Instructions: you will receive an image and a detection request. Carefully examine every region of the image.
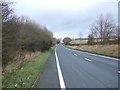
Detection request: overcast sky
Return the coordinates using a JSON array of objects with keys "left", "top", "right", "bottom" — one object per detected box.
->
[{"left": 13, "top": 0, "right": 119, "bottom": 39}]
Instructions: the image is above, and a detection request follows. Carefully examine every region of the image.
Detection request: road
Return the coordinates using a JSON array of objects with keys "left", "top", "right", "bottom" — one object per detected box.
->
[{"left": 36, "top": 44, "right": 119, "bottom": 88}]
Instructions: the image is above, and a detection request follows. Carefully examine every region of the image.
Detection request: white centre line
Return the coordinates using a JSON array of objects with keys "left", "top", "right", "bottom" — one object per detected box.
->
[
  {"left": 55, "top": 47, "right": 66, "bottom": 89},
  {"left": 84, "top": 58, "right": 92, "bottom": 62},
  {"left": 117, "top": 71, "right": 120, "bottom": 74},
  {"left": 74, "top": 54, "right": 77, "bottom": 56}
]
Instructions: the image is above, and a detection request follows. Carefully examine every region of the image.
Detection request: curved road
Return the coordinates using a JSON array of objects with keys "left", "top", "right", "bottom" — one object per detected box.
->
[{"left": 36, "top": 44, "right": 119, "bottom": 88}]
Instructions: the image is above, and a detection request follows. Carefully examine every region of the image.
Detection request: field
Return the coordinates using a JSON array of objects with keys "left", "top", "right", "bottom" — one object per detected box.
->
[
  {"left": 70, "top": 40, "right": 88, "bottom": 44},
  {"left": 66, "top": 44, "right": 119, "bottom": 58},
  {"left": 2, "top": 47, "right": 55, "bottom": 88}
]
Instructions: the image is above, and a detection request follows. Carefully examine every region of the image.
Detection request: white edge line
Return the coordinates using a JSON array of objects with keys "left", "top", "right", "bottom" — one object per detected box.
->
[
  {"left": 65, "top": 47, "right": 119, "bottom": 61},
  {"left": 80, "top": 51, "right": 119, "bottom": 61},
  {"left": 55, "top": 47, "right": 66, "bottom": 88},
  {"left": 84, "top": 58, "right": 92, "bottom": 62}
]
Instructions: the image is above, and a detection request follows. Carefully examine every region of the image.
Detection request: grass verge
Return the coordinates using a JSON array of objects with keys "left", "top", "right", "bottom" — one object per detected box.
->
[
  {"left": 2, "top": 47, "right": 55, "bottom": 88},
  {"left": 65, "top": 44, "right": 119, "bottom": 58},
  {"left": 70, "top": 40, "right": 87, "bottom": 44}
]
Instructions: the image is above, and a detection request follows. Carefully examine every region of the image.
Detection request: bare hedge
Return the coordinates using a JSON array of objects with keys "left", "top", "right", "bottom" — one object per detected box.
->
[{"left": 2, "top": 16, "right": 54, "bottom": 66}]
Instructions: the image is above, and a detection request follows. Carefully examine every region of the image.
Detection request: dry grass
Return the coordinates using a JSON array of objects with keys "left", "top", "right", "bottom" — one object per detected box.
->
[
  {"left": 2, "top": 48, "right": 54, "bottom": 88},
  {"left": 66, "top": 44, "right": 119, "bottom": 58},
  {"left": 4, "top": 51, "right": 41, "bottom": 73},
  {"left": 70, "top": 40, "right": 88, "bottom": 44}
]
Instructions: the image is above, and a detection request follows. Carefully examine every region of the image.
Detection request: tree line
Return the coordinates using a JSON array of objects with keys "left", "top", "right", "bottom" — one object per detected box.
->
[
  {"left": 63, "top": 13, "right": 119, "bottom": 45},
  {"left": 88, "top": 13, "right": 119, "bottom": 45},
  {"left": 2, "top": 1, "right": 57, "bottom": 67}
]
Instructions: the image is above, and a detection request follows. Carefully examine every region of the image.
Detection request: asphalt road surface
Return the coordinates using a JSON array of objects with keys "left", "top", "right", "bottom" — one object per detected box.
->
[{"left": 36, "top": 44, "right": 119, "bottom": 88}]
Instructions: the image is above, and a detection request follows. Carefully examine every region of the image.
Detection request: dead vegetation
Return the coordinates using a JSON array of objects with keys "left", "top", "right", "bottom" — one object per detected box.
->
[
  {"left": 3, "top": 50, "right": 41, "bottom": 72},
  {"left": 67, "top": 44, "right": 119, "bottom": 58},
  {"left": 2, "top": 1, "right": 57, "bottom": 68}
]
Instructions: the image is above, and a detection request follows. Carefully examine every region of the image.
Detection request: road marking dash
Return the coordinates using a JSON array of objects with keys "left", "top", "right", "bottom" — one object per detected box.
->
[
  {"left": 73, "top": 49, "right": 119, "bottom": 61},
  {"left": 117, "top": 71, "right": 120, "bottom": 74},
  {"left": 84, "top": 58, "right": 92, "bottom": 62},
  {"left": 74, "top": 54, "right": 77, "bottom": 56},
  {"left": 55, "top": 47, "right": 66, "bottom": 88}
]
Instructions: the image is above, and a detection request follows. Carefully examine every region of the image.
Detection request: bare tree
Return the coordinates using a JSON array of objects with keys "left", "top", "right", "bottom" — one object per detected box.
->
[
  {"left": 103, "top": 14, "right": 114, "bottom": 42},
  {"left": 90, "top": 13, "right": 116, "bottom": 44},
  {"left": 90, "top": 24, "right": 99, "bottom": 42},
  {"left": 2, "top": 15, "right": 54, "bottom": 66},
  {"left": 2, "top": 0, "right": 14, "bottom": 22}
]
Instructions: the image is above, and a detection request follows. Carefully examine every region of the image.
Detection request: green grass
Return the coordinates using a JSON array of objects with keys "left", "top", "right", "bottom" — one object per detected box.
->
[
  {"left": 2, "top": 47, "right": 55, "bottom": 88},
  {"left": 70, "top": 40, "right": 87, "bottom": 44}
]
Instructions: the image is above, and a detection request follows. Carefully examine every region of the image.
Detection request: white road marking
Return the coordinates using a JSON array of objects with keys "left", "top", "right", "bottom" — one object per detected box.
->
[
  {"left": 55, "top": 47, "right": 66, "bottom": 88},
  {"left": 84, "top": 58, "right": 92, "bottom": 62},
  {"left": 74, "top": 54, "right": 77, "bottom": 56},
  {"left": 65, "top": 46, "right": 119, "bottom": 61},
  {"left": 117, "top": 71, "right": 120, "bottom": 74}
]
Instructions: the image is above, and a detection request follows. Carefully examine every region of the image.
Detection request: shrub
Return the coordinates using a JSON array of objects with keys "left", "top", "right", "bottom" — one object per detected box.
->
[{"left": 2, "top": 16, "right": 54, "bottom": 66}]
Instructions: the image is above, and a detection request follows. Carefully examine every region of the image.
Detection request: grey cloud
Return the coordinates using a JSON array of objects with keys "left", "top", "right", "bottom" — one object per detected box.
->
[{"left": 14, "top": 1, "right": 118, "bottom": 39}]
